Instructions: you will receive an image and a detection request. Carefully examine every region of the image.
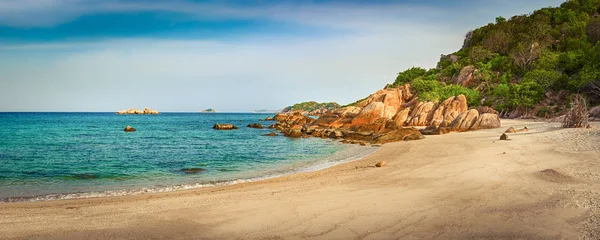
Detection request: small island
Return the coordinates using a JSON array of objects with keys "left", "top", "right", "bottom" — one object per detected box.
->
[
  {"left": 116, "top": 107, "right": 159, "bottom": 115},
  {"left": 201, "top": 108, "right": 216, "bottom": 113}
]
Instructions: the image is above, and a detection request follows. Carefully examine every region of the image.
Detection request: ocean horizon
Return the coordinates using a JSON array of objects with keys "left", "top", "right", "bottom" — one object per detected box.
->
[{"left": 0, "top": 112, "right": 376, "bottom": 202}]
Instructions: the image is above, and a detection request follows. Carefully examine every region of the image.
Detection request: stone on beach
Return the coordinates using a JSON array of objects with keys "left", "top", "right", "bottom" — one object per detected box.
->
[
  {"left": 375, "top": 161, "right": 386, "bottom": 167},
  {"left": 500, "top": 133, "right": 510, "bottom": 140}
]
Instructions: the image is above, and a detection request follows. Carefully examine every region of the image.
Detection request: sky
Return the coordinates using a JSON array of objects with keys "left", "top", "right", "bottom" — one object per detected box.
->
[{"left": 0, "top": 0, "right": 565, "bottom": 112}]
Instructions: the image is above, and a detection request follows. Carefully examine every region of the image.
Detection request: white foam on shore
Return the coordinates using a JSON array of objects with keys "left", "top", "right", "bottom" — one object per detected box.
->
[{"left": 0, "top": 144, "right": 379, "bottom": 203}]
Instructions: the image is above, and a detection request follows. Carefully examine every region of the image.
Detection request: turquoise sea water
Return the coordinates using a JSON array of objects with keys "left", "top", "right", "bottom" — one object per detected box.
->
[{"left": 0, "top": 113, "right": 376, "bottom": 202}]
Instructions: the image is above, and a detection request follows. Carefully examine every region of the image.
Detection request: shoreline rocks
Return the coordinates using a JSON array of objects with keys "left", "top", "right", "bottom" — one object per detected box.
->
[
  {"left": 247, "top": 123, "right": 264, "bottom": 129},
  {"left": 116, "top": 108, "right": 159, "bottom": 115},
  {"left": 213, "top": 124, "right": 238, "bottom": 130}
]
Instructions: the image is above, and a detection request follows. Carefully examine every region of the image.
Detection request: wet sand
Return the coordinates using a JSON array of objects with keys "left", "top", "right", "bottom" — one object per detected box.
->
[{"left": 1, "top": 119, "right": 599, "bottom": 240}]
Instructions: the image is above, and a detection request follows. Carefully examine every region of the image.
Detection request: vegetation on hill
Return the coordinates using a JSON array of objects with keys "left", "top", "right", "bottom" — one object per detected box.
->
[
  {"left": 282, "top": 101, "right": 340, "bottom": 113},
  {"left": 388, "top": 0, "right": 600, "bottom": 116}
]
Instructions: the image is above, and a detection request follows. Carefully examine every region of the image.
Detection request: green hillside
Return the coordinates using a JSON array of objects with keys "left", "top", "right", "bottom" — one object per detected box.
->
[
  {"left": 388, "top": 0, "right": 600, "bottom": 116},
  {"left": 282, "top": 101, "right": 340, "bottom": 113}
]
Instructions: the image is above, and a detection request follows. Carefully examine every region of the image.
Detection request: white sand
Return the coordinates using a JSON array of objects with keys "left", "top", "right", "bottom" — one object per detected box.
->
[{"left": 1, "top": 119, "right": 599, "bottom": 240}]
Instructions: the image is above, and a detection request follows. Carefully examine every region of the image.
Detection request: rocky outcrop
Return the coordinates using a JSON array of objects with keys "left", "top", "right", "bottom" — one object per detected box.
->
[
  {"left": 452, "top": 65, "right": 479, "bottom": 87},
  {"left": 263, "top": 132, "right": 278, "bottom": 136},
  {"left": 273, "top": 83, "right": 500, "bottom": 144},
  {"left": 213, "top": 124, "right": 238, "bottom": 130},
  {"left": 116, "top": 107, "right": 159, "bottom": 115},
  {"left": 247, "top": 123, "right": 264, "bottom": 129},
  {"left": 124, "top": 126, "right": 136, "bottom": 132}
]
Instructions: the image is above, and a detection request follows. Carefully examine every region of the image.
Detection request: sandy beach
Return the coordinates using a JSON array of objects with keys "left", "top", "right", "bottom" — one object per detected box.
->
[{"left": 1, "top": 119, "right": 599, "bottom": 240}]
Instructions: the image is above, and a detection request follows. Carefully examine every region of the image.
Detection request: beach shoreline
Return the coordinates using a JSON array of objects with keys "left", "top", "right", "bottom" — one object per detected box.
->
[{"left": 1, "top": 119, "right": 599, "bottom": 239}]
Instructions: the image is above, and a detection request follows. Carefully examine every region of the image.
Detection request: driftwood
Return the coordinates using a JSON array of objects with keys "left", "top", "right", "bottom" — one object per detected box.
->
[{"left": 562, "top": 94, "right": 589, "bottom": 128}]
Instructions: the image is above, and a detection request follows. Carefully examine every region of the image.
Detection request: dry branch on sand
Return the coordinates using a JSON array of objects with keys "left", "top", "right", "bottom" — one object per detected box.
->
[{"left": 562, "top": 94, "right": 589, "bottom": 128}]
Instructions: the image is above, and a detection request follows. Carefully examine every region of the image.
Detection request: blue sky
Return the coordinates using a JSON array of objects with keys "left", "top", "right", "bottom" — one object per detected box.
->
[{"left": 0, "top": 0, "right": 564, "bottom": 112}]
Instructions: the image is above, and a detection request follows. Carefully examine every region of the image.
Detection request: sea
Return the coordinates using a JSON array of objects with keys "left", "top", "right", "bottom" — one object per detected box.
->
[{"left": 0, "top": 112, "right": 377, "bottom": 202}]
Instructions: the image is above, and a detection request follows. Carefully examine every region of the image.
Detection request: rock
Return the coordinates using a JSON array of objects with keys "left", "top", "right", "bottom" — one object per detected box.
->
[
  {"left": 452, "top": 65, "right": 479, "bottom": 87},
  {"left": 448, "top": 109, "right": 479, "bottom": 132},
  {"left": 263, "top": 132, "right": 278, "bottom": 136},
  {"left": 247, "top": 123, "right": 264, "bottom": 129},
  {"left": 471, "top": 113, "right": 501, "bottom": 130},
  {"left": 392, "top": 108, "right": 411, "bottom": 127},
  {"left": 213, "top": 124, "right": 238, "bottom": 130},
  {"left": 328, "top": 130, "right": 344, "bottom": 138},
  {"left": 359, "top": 141, "right": 367, "bottom": 146},
  {"left": 265, "top": 116, "right": 275, "bottom": 121},
  {"left": 124, "top": 126, "right": 136, "bottom": 132},
  {"left": 283, "top": 128, "right": 303, "bottom": 138},
  {"left": 500, "top": 133, "right": 510, "bottom": 140},
  {"left": 505, "top": 126, "right": 528, "bottom": 133},
  {"left": 351, "top": 102, "right": 385, "bottom": 125},
  {"left": 333, "top": 106, "right": 362, "bottom": 118},
  {"left": 267, "top": 124, "right": 276, "bottom": 129},
  {"left": 116, "top": 108, "right": 159, "bottom": 115},
  {"left": 430, "top": 95, "right": 468, "bottom": 127},
  {"left": 589, "top": 106, "right": 600, "bottom": 117},
  {"left": 405, "top": 101, "right": 437, "bottom": 126},
  {"left": 258, "top": 119, "right": 264, "bottom": 121},
  {"left": 419, "top": 125, "right": 441, "bottom": 135},
  {"left": 373, "top": 128, "right": 424, "bottom": 144},
  {"left": 476, "top": 106, "right": 499, "bottom": 115},
  {"left": 181, "top": 168, "right": 205, "bottom": 174},
  {"left": 375, "top": 161, "right": 386, "bottom": 167}
]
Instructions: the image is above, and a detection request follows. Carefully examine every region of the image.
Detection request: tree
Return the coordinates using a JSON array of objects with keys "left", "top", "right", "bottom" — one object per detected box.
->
[
  {"left": 522, "top": 69, "right": 562, "bottom": 90},
  {"left": 392, "top": 67, "right": 428, "bottom": 87},
  {"left": 587, "top": 16, "right": 600, "bottom": 43},
  {"left": 511, "top": 42, "right": 541, "bottom": 70}
]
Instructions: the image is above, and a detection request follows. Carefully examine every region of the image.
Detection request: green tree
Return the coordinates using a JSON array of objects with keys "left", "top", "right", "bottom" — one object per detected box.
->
[{"left": 392, "top": 67, "right": 428, "bottom": 87}]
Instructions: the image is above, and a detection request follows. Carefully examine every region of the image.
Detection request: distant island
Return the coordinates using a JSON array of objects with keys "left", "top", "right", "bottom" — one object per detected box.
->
[
  {"left": 281, "top": 101, "right": 340, "bottom": 116},
  {"left": 201, "top": 108, "right": 216, "bottom": 113},
  {"left": 116, "top": 107, "right": 159, "bottom": 115}
]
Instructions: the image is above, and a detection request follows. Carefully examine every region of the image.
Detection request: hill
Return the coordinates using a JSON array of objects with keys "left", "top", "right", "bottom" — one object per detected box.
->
[
  {"left": 382, "top": 0, "right": 600, "bottom": 118},
  {"left": 282, "top": 101, "right": 340, "bottom": 115}
]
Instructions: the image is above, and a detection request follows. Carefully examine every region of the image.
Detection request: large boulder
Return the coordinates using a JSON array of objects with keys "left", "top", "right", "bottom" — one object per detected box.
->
[
  {"left": 452, "top": 65, "right": 479, "bottom": 87},
  {"left": 213, "top": 124, "right": 238, "bottom": 130},
  {"left": 373, "top": 128, "right": 424, "bottom": 144},
  {"left": 430, "top": 95, "right": 468, "bottom": 126},
  {"left": 333, "top": 106, "right": 362, "bottom": 118},
  {"left": 351, "top": 102, "right": 385, "bottom": 126},
  {"left": 449, "top": 109, "right": 479, "bottom": 132},
  {"left": 471, "top": 113, "right": 501, "bottom": 130},
  {"left": 405, "top": 101, "right": 437, "bottom": 126},
  {"left": 392, "top": 108, "right": 411, "bottom": 127}
]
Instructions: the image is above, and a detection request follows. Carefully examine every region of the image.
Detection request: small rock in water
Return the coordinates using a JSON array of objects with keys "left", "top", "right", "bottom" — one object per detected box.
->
[
  {"left": 181, "top": 168, "right": 206, "bottom": 174},
  {"left": 124, "top": 126, "right": 136, "bottom": 132},
  {"left": 73, "top": 174, "right": 98, "bottom": 179},
  {"left": 375, "top": 161, "right": 386, "bottom": 168},
  {"left": 263, "top": 132, "right": 278, "bottom": 137},
  {"left": 500, "top": 133, "right": 510, "bottom": 140}
]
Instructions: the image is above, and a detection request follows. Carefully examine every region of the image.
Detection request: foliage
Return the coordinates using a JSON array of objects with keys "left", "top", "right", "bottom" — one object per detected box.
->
[
  {"left": 283, "top": 101, "right": 340, "bottom": 112},
  {"left": 410, "top": 78, "right": 481, "bottom": 106},
  {"left": 391, "top": 67, "right": 428, "bottom": 87}
]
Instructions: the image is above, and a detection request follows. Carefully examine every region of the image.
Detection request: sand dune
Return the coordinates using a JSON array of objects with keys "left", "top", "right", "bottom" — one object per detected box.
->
[{"left": 1, "top": 119, "right": 599, "bottom": 240}]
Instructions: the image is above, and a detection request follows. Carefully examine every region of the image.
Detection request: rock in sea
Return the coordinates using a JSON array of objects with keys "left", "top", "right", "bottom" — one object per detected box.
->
[
  {"left": 124, "top": 126, "right": 136, "bottom": 132},
  {"left": 181, "top": 168, "right": 206, "bottom": 174},
  {"left": 213, "top": 124, "right": 238, "bottom": 130}
]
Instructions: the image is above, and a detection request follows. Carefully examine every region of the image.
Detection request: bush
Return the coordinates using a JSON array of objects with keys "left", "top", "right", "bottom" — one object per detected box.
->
[
  {"left": 522, "top": 69, "right": 562, "bottom": 90},
  {"left": 508, "top": 81, "right": 545, "bottom": 108},
  {"left": 411, "top": 78, "right": 481, "bottom": 106},
  {"left": 392, "top": 67, "right": 428, "bottom": 87}
]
